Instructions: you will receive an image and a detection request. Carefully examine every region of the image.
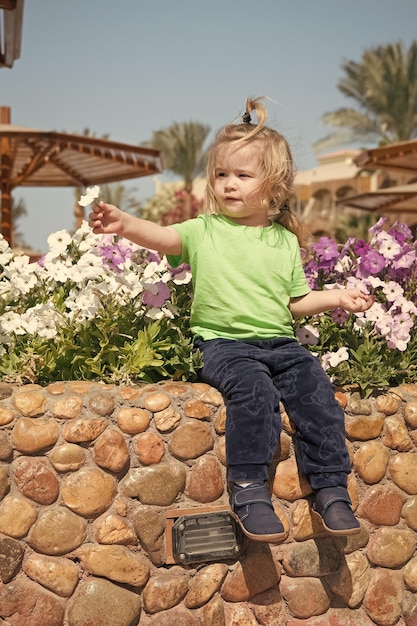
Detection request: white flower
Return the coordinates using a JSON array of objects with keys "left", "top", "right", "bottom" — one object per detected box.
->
[
  {"left": 0, "top": 311, "right": 28, "bottom": 335},
  {"left": 74, "top": 221, "right": 102, "bottom": 252},
  {"left": 78, "top": 186, "right": 100, "bottom": 207},
  {"left": 74, "top": 253, "right": 104, "bottom": 281},
  {"left": 0, "top": 249, "right": 14, "bottom": 266},
  {"left": 10, "top": 270, "right": 38, "bottom": 295},
  {"left": 42, "top": 253, "right": 74, "bottom": 283},
  {"left": 47, "top": 229, "right": 72, "bottom": 254},
  {"left": 22, "top": 304, "right": 58, "bottom": 339},
  {"left": 6, "top": 254, "right": 31, "bottom": 272},
  {"left": 144, "top": 306, "right": 176, "bottom": 320},
  {"left": 0, "top": 235, "right": 10, "bottom": 253},
  {"left": 374, "top": 232, "right": 402, "bottom": 259},
  {"left": 382, "top": 281, "right": 404, "bottom": 302},
  {"left": 0, "top": 280, "right": 18, "bottom": 299},
  {"left": 142, "top": 262, "right": 162, "bottom": 280},
  {"left": 321, "top": 347, "right": 349, "bottom": 371},
  {"left": 65, "top": 289, "right": 101, "bottom": 321},
  {"left": 334, "top": 256, "right": 353, "bottom": 273},
  {"left": 367, "top": 276, "right": 384, "bottom": 289},
  {"left": 171, "top": 267, "right": 192, "bottom": 285},
  {"left": 3, "top": 256, "right": 39, "bottom": 295}
]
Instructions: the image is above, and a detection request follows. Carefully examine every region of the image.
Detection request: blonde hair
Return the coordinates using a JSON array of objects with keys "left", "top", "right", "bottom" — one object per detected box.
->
[{"left": 204, "top": 96, "right": 310, "bottom": 249}]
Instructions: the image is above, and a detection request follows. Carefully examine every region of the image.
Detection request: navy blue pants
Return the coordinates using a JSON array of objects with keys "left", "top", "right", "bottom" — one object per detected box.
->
[{"left": 195, "top": 337, "right": 350, "bottom": 490}]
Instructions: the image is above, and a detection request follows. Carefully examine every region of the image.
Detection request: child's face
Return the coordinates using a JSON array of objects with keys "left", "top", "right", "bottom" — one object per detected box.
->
[{"left": 213, "top": 142, "right": 269, "bottom": 226}]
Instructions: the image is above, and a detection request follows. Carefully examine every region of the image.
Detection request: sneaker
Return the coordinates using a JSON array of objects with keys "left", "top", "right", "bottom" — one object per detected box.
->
[
  {"left": 313, "top": 486, "right": 361, "bottom": 536},
  {"left": 230, "top": 482, "right": 287, "bottom": 543}
]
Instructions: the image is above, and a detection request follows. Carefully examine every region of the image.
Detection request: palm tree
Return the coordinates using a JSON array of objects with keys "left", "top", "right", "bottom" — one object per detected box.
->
[
  {"left": 147, "top": 121, "right": 210, "bottom": 193},
  {"left": 145, "top": 121, "right": 210, "bottom": 221},
  {"left": 314, "top": 41, "right": 417, "bottom": 153}
]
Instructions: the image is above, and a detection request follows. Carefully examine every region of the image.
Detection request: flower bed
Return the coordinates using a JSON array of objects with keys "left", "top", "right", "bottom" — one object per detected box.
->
[
  {"left": 296, "top": 218, "right": 417, "bottom": 397},
  {"left": 1, "top": 217, "right": 417, "bottom": 398},
  {"left": 0, "top": 223, "right": 201, "bottom": 385}
]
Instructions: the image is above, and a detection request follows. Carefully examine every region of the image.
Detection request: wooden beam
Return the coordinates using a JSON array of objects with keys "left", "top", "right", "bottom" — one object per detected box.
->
[
  {"left": 0, "top": 1, "right": 17, "bottom": 9},
  {"left": 1, "top": 0, "right": 23, "bottom": 68}
]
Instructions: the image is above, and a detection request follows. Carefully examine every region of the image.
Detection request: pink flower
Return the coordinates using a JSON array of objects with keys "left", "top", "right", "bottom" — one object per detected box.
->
[
  {"left": 332, "top": 307, "right": 350, "bottom": 325},
  {"left": 296, "top": 324, "right": 319, "bottom": 345},
  {"left": 142, "top": 281, "right": 170, "bottom": 308}
]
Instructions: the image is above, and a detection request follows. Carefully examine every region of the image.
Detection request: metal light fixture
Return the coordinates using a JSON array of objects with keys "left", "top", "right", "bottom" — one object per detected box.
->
[{"left": 166, "top": 507, "right": 241, "bottom": 565}]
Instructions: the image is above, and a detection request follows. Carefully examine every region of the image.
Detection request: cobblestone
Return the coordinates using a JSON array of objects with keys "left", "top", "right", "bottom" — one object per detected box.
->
[{"left": 0, "top": 381, "right": 416, "bottom": 624}]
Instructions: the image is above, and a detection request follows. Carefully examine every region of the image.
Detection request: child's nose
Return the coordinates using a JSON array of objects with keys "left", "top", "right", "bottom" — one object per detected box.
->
[{"left": 224, "top": 176, "right": 236, "bottom": 190}]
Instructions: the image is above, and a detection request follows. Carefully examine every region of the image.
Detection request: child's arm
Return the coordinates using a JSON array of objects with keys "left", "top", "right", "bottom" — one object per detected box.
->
[
  {"left": 89, "top": 201, "right": 182, "bottom": 256},
  {"left": 289, "top": 289, "right": 374, "bottom": 318}
]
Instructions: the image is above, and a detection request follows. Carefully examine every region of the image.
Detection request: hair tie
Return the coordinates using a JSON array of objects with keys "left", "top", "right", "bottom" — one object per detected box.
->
[
  {"left": 242, "top": 112, "right": 251, "bottom": 124},
  {"left": 280, "top": 201, "right": 291, "bottom": 212}
]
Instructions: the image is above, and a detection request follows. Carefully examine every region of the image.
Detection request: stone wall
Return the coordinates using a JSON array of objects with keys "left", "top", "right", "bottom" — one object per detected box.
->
[{"left": 0, "top": 380, "right": 417, "bottom": 625}]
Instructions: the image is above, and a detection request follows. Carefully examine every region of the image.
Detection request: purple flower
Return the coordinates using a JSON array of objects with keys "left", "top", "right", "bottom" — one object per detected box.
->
[
  {"left": 169, "top": 263, "right": 190, "bottom": 276},
  {"left": 314, "top": 237, "right": 339, "bottom": 262},
  {"left": 332, "top": 307, "right": 350, "bottom": 325},
  {"left": 146, "top": 251, "right": 162, "bottom": 263},
  {"left": 392, "top": 247, "right": 416, "bottom": 270},
  {"left": 368, "top": 217, "right": 388, "bottom": 235},
  {"left": 98, "top": 237, "right": 133, "bottom": 272},
  {"left": 142, "top": 281, "right": 171, "bottom": 308},
  {"left": 353, "top": 240, "right": 369, "bottom": 257},
  {"left": 296, "top": 324, "right": 319, "bottom": 345},
  {"left": 388, "top": 221, "right": 413, "bottom": 245},
  {"left": 339, "top": 237, "right": 355, "bottom": 259},
  {"left": 357, "top": 249, "right": 386, "bottom": 278}
]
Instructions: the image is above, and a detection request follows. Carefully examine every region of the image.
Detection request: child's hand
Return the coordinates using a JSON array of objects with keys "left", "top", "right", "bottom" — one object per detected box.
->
[
  {"left": 338, "top": 289, "right": 375, "bottom": 313},
  {"left": 88, "top": 201, "right": 124, "bottom": 235}
]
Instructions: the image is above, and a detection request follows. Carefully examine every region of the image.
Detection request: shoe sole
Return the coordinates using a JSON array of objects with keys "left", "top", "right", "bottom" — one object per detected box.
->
[
  {"left": 313, "top": 510, "right": 362, "bottom": 536},
  {"left": 230, "top": 510, "right": 287, "bottom": 544}
]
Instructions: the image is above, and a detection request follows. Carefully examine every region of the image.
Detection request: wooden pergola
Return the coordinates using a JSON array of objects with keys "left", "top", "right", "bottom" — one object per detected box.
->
[
  {"left": 0, "top": 106, "right": 163, "bottom": 246},
  {"left": 354, "top": 140, "right": 417, "bottom": 175},
  {"left": 338, "top": 141, "right": 417, "bottom": 214},
  {"left": 337, "top": 183, "right": 417, "bottom": 213}
]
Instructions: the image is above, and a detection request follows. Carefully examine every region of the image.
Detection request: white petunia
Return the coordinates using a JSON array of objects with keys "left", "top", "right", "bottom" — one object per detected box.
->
[
  {"left": 0, "top": 249, "right": 14, "bottom": 266},
  {"left": 11, "top": 270, "right": 38, "bottom": 295},
  {"left": 65, "top": 289, "right": 101, "bottom": 321},
  {"left": 171, "top": 268, "right": 192, "bottom": 285},
  {"left": 74, "top": 253, "right": 104, "bottom": 281},
  {"left": 145, "top": 306, "right": 175, "bottom": 320},
  {"left": 321, "top": 347, "right": 349, "bottom": 371},
  {"left": 0, "top": 311, "right": 28, "bottom": 335},
  {"left": 78, "top": 186, "right": 100, "bottom": 207},
  {"left": 6, "top": 254, "right": 31, "bottom": 273},
  {"left": 47, "top": 229, "right": 72, "bottom": 254},
  {"left": 42, "top": 253, "right": 74, "bottom": 283},
  {"left": 74, "top": 221, "right": 102, "bottom": 251},
  {"left": 142, "top": 262, "right": 162, "bottom": 280},
  {"left": 0, "top": 235, "right": 10, "bottom": 253},
  {"left": 22, "top": 304, "right": 58, "bottom": 339}
]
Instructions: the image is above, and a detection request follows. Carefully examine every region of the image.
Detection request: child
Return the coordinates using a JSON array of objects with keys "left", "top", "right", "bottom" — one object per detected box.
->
[{"left": 89, "top": 96, "right": 374, "bottom": 544}]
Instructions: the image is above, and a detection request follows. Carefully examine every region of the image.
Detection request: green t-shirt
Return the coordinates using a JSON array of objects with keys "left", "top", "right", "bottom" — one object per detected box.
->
[{"left": 167, "top": 214, "right": 310, "bottom": 341}]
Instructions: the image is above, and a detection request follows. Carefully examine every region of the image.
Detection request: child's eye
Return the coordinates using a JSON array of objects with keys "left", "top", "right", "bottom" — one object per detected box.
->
[{"left": 216, "top": 172, "right": 226, "bottom": 178}]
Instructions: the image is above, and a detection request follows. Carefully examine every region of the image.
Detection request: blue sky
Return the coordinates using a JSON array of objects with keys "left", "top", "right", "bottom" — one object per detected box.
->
[{"left": 2, "top": 0, "right": 417, "bottom": 251}]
